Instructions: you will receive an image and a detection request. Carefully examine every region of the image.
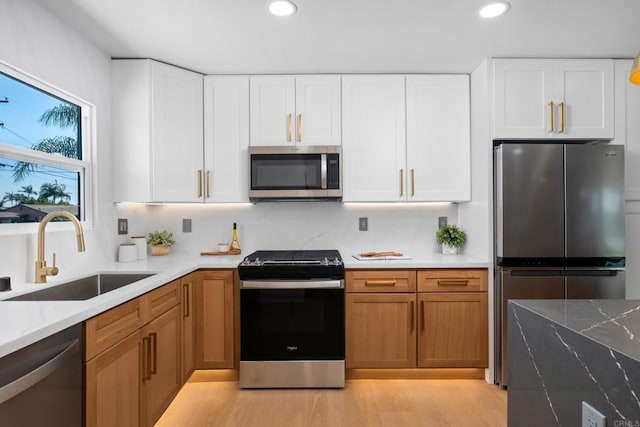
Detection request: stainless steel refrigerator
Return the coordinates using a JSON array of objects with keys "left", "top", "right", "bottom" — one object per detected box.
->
[{"left": 494, "top": 142, "right": 625, "bottom": 388}]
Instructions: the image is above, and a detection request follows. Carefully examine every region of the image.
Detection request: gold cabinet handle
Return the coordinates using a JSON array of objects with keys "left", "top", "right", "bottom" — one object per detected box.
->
[
  {"left": 142, "top": 335, "right": 151, "bottom": 381},
  {"left": 559, "top": 102, "right": 565, "bottom": 133},
  {"left": 364, "top": 279, "right": 397, "bottom": 286},
  {"left": 548, "top": 101, "right": 554, "bottom": 133},
  {"left": 410, "top": 169, "right": 415, "bottom": 197},
  {"left": 149, "top": 333, "right": 157, "bottom": 375},
  {"left": 409, "top": 300, "right": 415, "bottom": 332},
  {"left": 297, "top": 114, "right": 302, "bottom": 142},
  {"left": 197, "top": 170, "right": 203, "bottom": 198},
  {"left": 183, "top": 284, "right": 190, "bottom": 318},
  {"left": 437, "top": 279, "right": 469, "bottom": 286},
  {"left": 206, "top": 170, "right": 211, "bottom": 198},
  {"left": 400, "top": 169, "right": 404, "bottom": 197},
  {"left": 287, "top": 114, "right": 292, "bottom": 142},
  {"left": 420, "top": 300, "right": 425, "bottom": 332}
]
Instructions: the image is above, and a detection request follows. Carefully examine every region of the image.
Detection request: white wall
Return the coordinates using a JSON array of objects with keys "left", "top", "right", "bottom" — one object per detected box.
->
[{"left": 0, "top": 0, "right": 116, "bottom": 284}]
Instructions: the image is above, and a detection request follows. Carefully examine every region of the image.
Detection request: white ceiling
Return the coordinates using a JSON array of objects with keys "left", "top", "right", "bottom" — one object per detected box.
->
[{"left": 37, "top": 0, "right": 640, "bottom": 74}]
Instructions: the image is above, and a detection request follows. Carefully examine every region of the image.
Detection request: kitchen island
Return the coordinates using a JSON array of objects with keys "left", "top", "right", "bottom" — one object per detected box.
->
[{"left": 508, "top": 299, "right": 640, "bottom": 426}]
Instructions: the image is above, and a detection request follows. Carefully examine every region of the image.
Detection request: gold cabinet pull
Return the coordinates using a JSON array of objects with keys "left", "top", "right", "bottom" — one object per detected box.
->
[
  {"left": 142, "top": 336, "right": 151, "bottom": 381},
  {"left": 206, "top": 170, "right": 211, "bottom": 198},
  {"left": 197, "top": 170, "right": 202, "bottom": 198},
  {"left": 409, "top": 301, "right": 415, "bottom": 332},
  {"left": 400, "top": 169, "right": 404, "bottom": 197},
  {"left": 410, "top": 169, "right": 415, "bottom": 197},
  {"left": 364, "top": 279, "right": 397, "bottom": 286},
  {"left": 287, "top": 114, "right": 292, "bottom": 142},
  {"left": 559, "top": 102, "right": 565, "bottom": 133},
  {"left": 420, "top": 300, "right": 425, "bottom": 332},
  {"left": 437, "top": 279, "right": 469, "bottom": 286},
  {"left": 297, "top": 114, "right": 302, "bottom": 142},
  {"left": 548, "top": 101, "right": 554, "bottom": 133},
  {"left": 149, "top": 332, "right": 157, "bottom": 375},
  {"left": 183, "top": 284, "right": 190, "bottom": 318}
]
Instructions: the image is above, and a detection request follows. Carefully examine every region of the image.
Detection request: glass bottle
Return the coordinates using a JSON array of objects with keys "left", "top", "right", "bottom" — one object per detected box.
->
[{"left": 230, "top": 223, "right": 241, "bottom": 251}]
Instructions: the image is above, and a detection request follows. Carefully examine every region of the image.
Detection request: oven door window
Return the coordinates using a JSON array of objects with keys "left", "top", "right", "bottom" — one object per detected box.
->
[
  {"left": 241, "top": 288, "right": 345, "bottom": 361},
  {"left": 251, "top": 154, "right": 322, "bottom": 190}
]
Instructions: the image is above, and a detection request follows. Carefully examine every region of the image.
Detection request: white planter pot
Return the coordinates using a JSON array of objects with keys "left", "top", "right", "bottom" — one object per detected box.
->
[{"left": 442, "top": 244, "right": 458, "bottom": 255}]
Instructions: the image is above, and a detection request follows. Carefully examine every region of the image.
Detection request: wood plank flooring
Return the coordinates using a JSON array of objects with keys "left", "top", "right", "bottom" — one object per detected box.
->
[{"left": 155, "top": 374, "right": 507, "bottom": 427}]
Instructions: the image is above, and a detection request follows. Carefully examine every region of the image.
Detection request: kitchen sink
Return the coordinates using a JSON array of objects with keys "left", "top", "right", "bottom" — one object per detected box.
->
[{"left": 8, "top": 273, "right": 156, "bottom": 301}]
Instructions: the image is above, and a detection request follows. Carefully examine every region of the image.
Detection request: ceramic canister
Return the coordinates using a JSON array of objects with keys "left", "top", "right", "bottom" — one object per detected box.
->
[
  {"left": 131, "top": 235, "right": 147, "bottom": 260},
  {"left": 118, "top": 243, "right": 137, "bottom": 263}
]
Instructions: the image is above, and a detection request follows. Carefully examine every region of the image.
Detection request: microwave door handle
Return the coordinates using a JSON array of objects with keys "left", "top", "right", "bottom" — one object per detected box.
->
[{"left": 321, "top": 154, "right": 327, "bottom": 189}]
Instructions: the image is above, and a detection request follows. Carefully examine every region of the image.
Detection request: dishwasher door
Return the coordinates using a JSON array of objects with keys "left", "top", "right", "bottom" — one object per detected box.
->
[
  {"left": 495, "top": 268, "right": 565, "bottom": 388},
  {"left": 0, "top": 324, "right": 82, "bottom": 427}
]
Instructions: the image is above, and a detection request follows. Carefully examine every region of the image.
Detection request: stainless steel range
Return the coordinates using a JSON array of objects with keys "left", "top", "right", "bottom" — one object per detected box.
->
[{"left": 238, "top": 250, "right": 345, "bottom": 388}]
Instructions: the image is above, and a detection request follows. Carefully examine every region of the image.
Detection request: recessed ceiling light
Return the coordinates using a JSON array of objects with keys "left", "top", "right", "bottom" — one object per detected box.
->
[
  {"left": 478, "top": 2, "right": 511, "bottom": 18},
  {"left": 267, "top": 0, "right": 297, "bottom": 17}
]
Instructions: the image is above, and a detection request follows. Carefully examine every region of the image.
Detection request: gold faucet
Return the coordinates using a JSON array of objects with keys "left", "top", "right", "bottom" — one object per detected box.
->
[{"left": 35, "top": 211, "right": 86, "bottom": 283}]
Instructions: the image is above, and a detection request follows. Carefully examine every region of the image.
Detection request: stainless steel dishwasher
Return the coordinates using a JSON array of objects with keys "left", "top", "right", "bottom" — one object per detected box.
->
[{"left": 0, "top": 324, "right": 82, "bottom": 426}]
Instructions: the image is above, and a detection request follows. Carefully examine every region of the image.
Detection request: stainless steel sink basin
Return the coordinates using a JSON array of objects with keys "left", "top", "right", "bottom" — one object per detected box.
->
[{"left": 8, "top": 273, "right": 156, "bottom": 301}]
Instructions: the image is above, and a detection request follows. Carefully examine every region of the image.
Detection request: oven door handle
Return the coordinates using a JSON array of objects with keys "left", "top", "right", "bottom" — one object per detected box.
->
[{"left": 241, "top": 280, "right": 344, "bottom": 289}]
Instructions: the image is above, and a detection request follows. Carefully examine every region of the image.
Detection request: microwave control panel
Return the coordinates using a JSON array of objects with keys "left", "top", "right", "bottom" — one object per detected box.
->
[{"left": 327, "top": 154, "right": 340, "bottom": 189}]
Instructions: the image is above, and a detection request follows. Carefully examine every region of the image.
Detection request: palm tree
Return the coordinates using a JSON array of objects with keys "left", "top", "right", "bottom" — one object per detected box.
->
[
  {"left": 19, "top": 185, "right": 37, "bottom": 203},
  {"left": 38, "top": 181, "right": 70, "bottom": 204},
  {"left": 2, "top": 192, "right": 25, "bottom": 206},
  {"left": 12, "top": 102, "right": 80, "bottom": 182}
]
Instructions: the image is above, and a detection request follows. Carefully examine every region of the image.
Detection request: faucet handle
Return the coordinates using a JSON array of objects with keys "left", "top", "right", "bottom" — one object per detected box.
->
[{"left": 47, "top": 252, "right": 59, "bottom": 277}]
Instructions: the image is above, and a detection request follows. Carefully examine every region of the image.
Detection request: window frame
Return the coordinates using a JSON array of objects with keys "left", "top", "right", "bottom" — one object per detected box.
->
[{"left": 0, "top": 61, "right": 95, "bottom": 235}]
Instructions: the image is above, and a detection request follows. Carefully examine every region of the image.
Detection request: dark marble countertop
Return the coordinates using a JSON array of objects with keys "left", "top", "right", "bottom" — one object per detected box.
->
[{"left": 510, "top": 299, "right": 640, "bottom": 364}]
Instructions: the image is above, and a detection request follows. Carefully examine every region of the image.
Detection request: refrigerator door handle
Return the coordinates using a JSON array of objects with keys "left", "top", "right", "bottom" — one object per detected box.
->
[
  {"left": 509, "top": 270, "right": 562, "bottom": 277},
  {"left": 563, "top": 270, "right": 619, "bottom": 277}
]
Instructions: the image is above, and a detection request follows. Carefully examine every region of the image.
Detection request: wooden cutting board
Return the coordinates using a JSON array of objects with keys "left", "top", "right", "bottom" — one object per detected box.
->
[
  {"left": 359, "top": 251, "right": 404, "bottom": 257},
  {"left": 200, "top": 249, "right": 241, "bottom": 256}
]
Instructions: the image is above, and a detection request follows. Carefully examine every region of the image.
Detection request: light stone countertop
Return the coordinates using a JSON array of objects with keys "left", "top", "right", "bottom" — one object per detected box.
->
[{"left": 0, "top": 251, "right": 488, "bottom": 358}]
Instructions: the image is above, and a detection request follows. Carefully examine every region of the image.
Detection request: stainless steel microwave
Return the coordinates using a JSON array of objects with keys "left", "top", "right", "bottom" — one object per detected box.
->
[{"left": 249, "top": 146, "right": 342, "bottom": 200}]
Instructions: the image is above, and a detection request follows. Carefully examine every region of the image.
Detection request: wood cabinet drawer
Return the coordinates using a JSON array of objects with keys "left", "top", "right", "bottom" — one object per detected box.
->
[
  {"left": 147, "top": 279, "right": 180, "bottom": 320},
  {"left": 417, "top": 269, "right": 487, "bottom": 292},
  {"left": 346, "top": 270, "right": 416, "bottom": 293},
  {"left": 85, "top": 297, "right": 146, "bottom": 361}
]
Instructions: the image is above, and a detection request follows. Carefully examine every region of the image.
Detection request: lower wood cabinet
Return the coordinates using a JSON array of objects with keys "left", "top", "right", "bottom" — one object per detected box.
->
[
  {"left": 195, "top": 269, "right": 235, "bottom": 369},
  {"left": 84, "top": 279, "right": 182, "bottom": 427},
  {"left": 346, "top": 293, "right": 416, "bottom": 368},
  {"left": 417, "top": 292, "right": 488, "bottom": 368},
  {"left": 181, "top": 273, "right": 195, "bottom": 380},
  {"left": 345, "top": 268, "right": 488, "bottom": 370}
]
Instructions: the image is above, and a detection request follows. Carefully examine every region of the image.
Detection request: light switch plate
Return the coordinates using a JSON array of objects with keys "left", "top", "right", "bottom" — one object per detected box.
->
[
  {"left": 182, "top": 218, "right": 192, "bottom": 233},
  {"left": 582, "top": 401, "right": 606, "bottom": 427},
  {"left": 359, "top": 217, "right": 368, "bottom": 231},
  {"left": 438, "top": 216, "right": 448, "bottom": 228},
  {"left": 117, "top": 218, "right": 128, "bottom": 235}
]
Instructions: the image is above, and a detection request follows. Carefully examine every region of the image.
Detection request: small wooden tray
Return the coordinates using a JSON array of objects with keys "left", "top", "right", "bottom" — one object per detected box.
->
[
  {"left": 200, "top": 249, "right": 241, "bottom": 256},
  {"left": 359, "top": 251, "right": 404, "bottom": 257}
]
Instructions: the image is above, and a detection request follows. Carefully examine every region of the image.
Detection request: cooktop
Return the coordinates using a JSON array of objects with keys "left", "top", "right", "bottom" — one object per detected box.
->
[{"left": 238, "top": 250, "right": 344, "bottom": 280}]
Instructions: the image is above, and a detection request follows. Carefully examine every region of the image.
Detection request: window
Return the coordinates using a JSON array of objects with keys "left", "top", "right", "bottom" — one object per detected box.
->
[{"left": 0, "top": 62, "right": 94, "bottom": 226}]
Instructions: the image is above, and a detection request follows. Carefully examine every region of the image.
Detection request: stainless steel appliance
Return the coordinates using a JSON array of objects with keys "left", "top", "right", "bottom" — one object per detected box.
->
[
  {"left": 238, "top": 250, "right": 345, "bottom": 388},
  {"left": 494, "top": 142, "right": 625, "bottom": 388},
  {"left": 0, "top": 324, "right": 82, "bottom": 426},
  {"left": 248, "top": 146, "right": 342, "bottom": 200}
]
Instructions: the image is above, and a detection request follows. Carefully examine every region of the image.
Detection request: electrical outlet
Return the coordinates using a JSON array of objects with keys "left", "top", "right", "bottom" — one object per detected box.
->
[
  {"left": 117, "top": 218, "right": 128, "bottom": 235},
  {"left": 182, "top": 218, "right": 192, "bottom": 233},
  {"left": 359, "top": 217, "right": 368, "bottom": 231},
  {"left": 582, "top": 401, "right": 606, "bottom": 427},
  {"left": 438, "top": 216, "right": 448, "bottom": 228}
]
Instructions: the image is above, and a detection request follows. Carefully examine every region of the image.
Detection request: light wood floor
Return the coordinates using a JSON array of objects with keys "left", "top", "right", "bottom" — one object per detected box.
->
[{"left": 155, "top": 374, "right": 507, "bottom": 427}]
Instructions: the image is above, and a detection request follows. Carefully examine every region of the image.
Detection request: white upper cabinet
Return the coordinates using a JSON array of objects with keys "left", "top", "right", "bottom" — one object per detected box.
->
[
  {"left": 203, "top": 76, "right": 250, "bottom": 203},
  {"left": 342, "top": 75, "right": 407, "bottom": 202},
  {"left": 250, "top": 75, "right": 341, "bottom": 146},
  {"left": 493, "top": 59, "right": 614, "bottom": 139},
  {"left": 113, "top": 59, "right": 204, "bottom": 202},
  {"left": 406, "top": 75, "right": 470, "bottom": 202}
]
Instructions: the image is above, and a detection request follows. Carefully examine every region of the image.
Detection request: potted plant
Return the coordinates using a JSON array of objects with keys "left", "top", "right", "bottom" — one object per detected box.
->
[
  {"left": 436, "top": 225, "right": 466, "bottom": 255},
  {"left": 147, "top": 230, "right": 175, "bottom": 256}
]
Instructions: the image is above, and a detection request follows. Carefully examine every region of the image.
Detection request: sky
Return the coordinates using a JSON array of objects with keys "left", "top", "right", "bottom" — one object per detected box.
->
[{"left": 0, "top": 71, "right": 80, "bottom": 206}]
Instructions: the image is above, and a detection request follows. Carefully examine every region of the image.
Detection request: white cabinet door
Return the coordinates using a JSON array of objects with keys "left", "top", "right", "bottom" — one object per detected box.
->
[
  {"left": 493, "top": 59, "right": 614, "bottom": 139},
  {"left": 406, "top": 75, "right": 470, "bottom": 202},
  {"left": 204, "top": 76, "right": 250, "bottom": 202},
  {"left": 614, "top": 60, "right": 640, "bottom": 200},
  {"left": 342, "top": 75, "right": 406, "bottom": 202},
  {"left": 112, "top": 59, "right": 203, "bottom": 203},
  {"left": 493, "top": 59, "right": 554, "bottom": 139},
  {"left": 554, "top": 60, "right": 614, "bottom": 139},
  {"left": 249, "top": 76, "right": 295, "bottom": 146},
  {"left": 295, "top": 76, "right": 341, "bottom": 146},
  {"left": 151, "top": 61, "right": 204, "bottom": 202}
]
